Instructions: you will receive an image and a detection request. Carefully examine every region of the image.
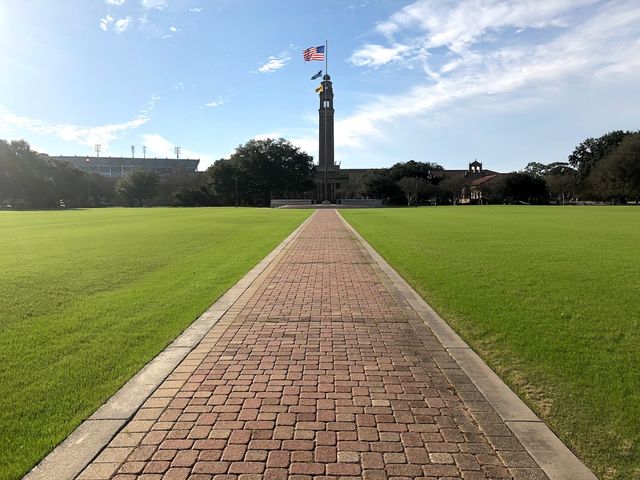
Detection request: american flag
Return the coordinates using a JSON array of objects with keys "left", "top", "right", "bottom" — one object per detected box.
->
[{"left": 303, "top": 45, "right": 325, "bottom": 61}]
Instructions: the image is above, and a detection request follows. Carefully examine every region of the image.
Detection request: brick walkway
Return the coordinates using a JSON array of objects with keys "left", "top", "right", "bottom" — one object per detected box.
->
[{"left": 78, "top": 210, "right": 547, "bottom": 480}]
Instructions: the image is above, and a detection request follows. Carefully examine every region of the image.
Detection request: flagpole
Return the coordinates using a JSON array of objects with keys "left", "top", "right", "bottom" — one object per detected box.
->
[{"left": 325, "top": 40, "right": 328, "bottom": 76}]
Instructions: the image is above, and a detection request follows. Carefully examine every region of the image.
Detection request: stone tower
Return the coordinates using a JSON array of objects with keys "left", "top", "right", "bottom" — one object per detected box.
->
[{"left": 318, "top": 74, "right": 335, "bottom": 173}]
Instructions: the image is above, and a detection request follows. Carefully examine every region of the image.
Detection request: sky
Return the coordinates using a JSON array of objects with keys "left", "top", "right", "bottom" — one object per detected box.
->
[{"left": 0, "top": 0, "right": 639, "bottom": 172}]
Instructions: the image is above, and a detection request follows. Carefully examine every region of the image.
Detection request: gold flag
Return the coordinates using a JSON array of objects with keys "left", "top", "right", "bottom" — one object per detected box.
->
[{"left": 315, "top": 84, "right": 323, "bottom": 93}]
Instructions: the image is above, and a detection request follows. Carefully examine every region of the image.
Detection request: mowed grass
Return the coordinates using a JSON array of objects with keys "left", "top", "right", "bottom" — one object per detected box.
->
[
  {"left": 342, "top": 206, "right": 640, "bottom": 480},
  {"left": 0, "top": 207, "right": 310, "bottom": 480}
]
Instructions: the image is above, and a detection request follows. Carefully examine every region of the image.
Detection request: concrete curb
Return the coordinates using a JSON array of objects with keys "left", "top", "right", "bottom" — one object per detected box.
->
[
  {"left": 337, "top": 211, "right": 597, "bottom": 480},
  {"left": 24, "top": 212, "right": 316, "bottom": 480}
]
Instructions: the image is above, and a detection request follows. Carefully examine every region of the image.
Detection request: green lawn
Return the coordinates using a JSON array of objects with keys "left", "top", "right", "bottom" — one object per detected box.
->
[
  {"left": 0, "top": 207, "right": 310, "bottom": 480},
  {"left": 342, "top": 206, "right": 640, "bottom": 480}
]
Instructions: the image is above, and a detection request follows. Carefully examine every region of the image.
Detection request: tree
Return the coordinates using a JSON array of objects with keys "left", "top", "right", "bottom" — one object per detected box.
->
[
  {"left": 523, "top": 162, "right": 548, "bottom": 177},
  {"left": 155, "top": 172, "right": 204, "bottom": 206},
  {"left": 397, "top": 177, "right": 431, "bottom": 206},
  {"left": 206, "top": 138, "right": 314, "bottom": 207},
  {"left": 358, "top": 170, "right": 403, "bottom": 204},
  {"left": 439, "top": 176, "right": 468, "bottom": 205},
  {"left": 523, "top": 161, "right": 577, "bottom": 205},
  {"left": 545, "top": 168, "right": 577, "bottom": 205},
  {"left": 388, "top": 160, "right": 444, "bottom": 183},
  {"left": 0, "top": 140, "right": 60, "bottom": 208},
  {"left": 174, "top": 185, "right": 213, "bottom": 206},
  {"left": 47, "top": 160, "right": 90, "bottom": 207},
  {"left": 115, "top": 170, "right": 159, "bottom": 206},
  {"left": 495, "top": 172, "right": 549, "bottom": 204},
  {"left": 206, "top": 157, "right": 242, "bottom": 205},
  {"left": 568, "top": 130, "right": 632, "bottom": 182},
  {"left": 587, "top": 133, "right": 640, "bottom": 203}
]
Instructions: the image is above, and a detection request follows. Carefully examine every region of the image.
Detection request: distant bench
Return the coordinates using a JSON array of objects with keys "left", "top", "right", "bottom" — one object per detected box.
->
[{"left": 270, "top": 199, "right": 314, "bottom": 208}]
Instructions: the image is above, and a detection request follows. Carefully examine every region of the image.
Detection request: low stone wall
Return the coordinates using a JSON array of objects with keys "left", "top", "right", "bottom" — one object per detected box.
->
[
  {"left": 270, "top": 199, "right": 314, "bottom": 208},
  {"left": 339, "top": 198, "right": 383, "bottom": 207}
]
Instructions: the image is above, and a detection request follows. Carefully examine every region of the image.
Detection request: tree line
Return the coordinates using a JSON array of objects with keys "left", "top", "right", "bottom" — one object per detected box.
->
[
  {"left": 358, "top": 130, "right": 640, "bottom": 205},
  {"left": 0, "top": 138, "right": 313, "bottom": 209},
  {"left": 1, "top": 130, "right": 638, "bottom": 209}
]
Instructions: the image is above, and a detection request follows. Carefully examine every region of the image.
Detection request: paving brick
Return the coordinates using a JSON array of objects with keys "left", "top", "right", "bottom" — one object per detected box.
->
[
  {"left": 326, "top": 462, "right": 361, "bottom": 476},
  {"left": 76, "top": 210, "right": 545, "bottom": 480},
  {"left": 290, "top": 462, "right": 325, "bottom": 475},
  {"left": 162, "top": 467, "right": 190, "bottom": 480},
  {"left": 228, "top": 461, "right": 265, "bottom": 474}
]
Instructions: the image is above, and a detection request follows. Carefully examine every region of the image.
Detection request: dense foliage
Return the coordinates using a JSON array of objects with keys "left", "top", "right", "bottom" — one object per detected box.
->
[
  {"left": 199, "top": 138, "right": 315, "bottom": 207},
  {"left": 0, "top": 138, "right": 314, "bottom": 208},
  {"left": 359, "top": 131, "right": 639, "bottom": 206},
  {"left": 359, "top": 160, "right": 444, "bottom": 205},
  {"left": 1, "top": 130, "right": 638, "bottom": 208}
]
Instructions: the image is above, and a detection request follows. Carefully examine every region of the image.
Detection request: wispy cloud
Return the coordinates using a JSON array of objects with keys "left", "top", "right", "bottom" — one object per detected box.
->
[
  {"left": 255, "top": 51, "right": 291, "bottom": 74},
  {"left": 251, "top": 131, "right": 317, "bottom": 161},
  {"left": 114, "top": 16, "right": 132, "bottom": 33},
  {"left": 189, "top": 7, "right": 202, "bottom": 13},
  {"left": 141, "top": 133, "right": 213, "bottom": 168},
  {"left": 253, "top": 132, "right": 282, "bottom": 140},
  {"left": 106, "top": 0, "right": 126, "bottom": 5},
  {"left": 0, "top": 95, "right": 160, "bottom": 153},
  {"left": 341, "top": 0, "right": 640, "bottom": 149},
  {"left": 205, "top": 97, "right": 226, "bottom": 108},
  {"left": 289, "top": 135, "right": 318, "bottom": 159},
  {"left": 100, "top": 14, "right": 132, "bottom": 33},
  {"left": 99, "top": 15, "right": 114, "bottom": 31},
  {"left": 348, "top": 43, "right": 411, "bottom": 68},
  {"left": 375, "top": 0, "right": 597, "bottom": 50},
  {"left": 142, "top": 0, "right": 168, "bottom": 10},
  {"left": 159, "top": 26, "right": 179, "bottom": 39}
]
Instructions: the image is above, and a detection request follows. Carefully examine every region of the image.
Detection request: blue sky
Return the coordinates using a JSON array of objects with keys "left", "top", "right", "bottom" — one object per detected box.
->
[{"left": 1, "top": 0, "right": 639, "bottom": 171}]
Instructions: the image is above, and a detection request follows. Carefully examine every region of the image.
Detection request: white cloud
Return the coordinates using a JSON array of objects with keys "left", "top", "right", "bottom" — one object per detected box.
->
[
  {"left": 189, "top": 7, "right": 202, "bottom": 13},
  {"left": 376, "top": 0, "right": 598, "bottom": 51},
  {"left": 250, "top": 132, "right": 317, "bottom": 161},
  {"left": 253, "top": 132, "right": 282, "bottom": 140},
  {"left": 106, "top": 0, "right": 126, "bottom": 5},
  {"left": 205, "top": 98, "right": 226, "bottom": 108},
  {"left": 348, "top": 43, "right": 411, "bottom": 67},
  {"left": 340, "top": 0, "right": 640, "bottom": 149},
  {"left": 114, "top": 16, "right": 132, "bottom": 33},
  {"left": 99, "top": 15, "right": 114, "bottom": 31},
  {"left": 0, "top": 95, "right": 160, "bottom": 152},
  {"left": 256, "top": 53, "right": 291, "bottom": 74},
  {"left": 140, "top": 133, "right": 174, "bottom": 157},
  {"left": 142, "top": 0, "right": 168, "bottom": 10},
  {"left": 289, "top": 135, "right": 318, "bottom": 158},
  {"left": 169, "top": 26, "right": 177, "bottom": 32},
  {"left": 351, "top": 0, "right": 599, "bottom": 70},
  {"left": 100, "top": 14, "right": 132, "bottom": 33},
  {"left": 141, "top": 133, "right": 213, "bottom": 168}
]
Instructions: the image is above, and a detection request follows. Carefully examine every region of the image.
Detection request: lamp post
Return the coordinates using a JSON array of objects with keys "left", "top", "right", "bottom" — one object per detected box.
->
[
  {"left": 236, "top": 154, "right": 244, "bottom": 208},
  {"left": 234, "top": 176, "right": 238, "bottom": 208},
  {"left": 85, "top": 157, "right": 91, "bottom": 207}
]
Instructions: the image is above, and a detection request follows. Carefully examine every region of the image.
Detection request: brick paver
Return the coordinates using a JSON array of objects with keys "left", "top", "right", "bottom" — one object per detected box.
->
[{"left": 77, "top": 210, "right": 547, "bottom": 480}]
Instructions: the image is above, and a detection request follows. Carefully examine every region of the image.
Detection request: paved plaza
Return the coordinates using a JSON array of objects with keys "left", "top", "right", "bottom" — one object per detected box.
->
[{"left": 76, "top": 210, "right": 549, "bottom": 480}]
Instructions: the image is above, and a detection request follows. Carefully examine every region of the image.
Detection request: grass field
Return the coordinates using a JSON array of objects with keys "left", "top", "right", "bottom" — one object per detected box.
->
[
  {"left": 342, "top": 206, "right": 640, "bottom": 480},
  {"left": 0, "top": 207, "right": 310, "bottom": 480}
]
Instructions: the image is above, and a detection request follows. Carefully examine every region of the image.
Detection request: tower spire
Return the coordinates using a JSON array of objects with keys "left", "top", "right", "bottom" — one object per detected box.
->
[{"left": 318, "top": 73, "right": 335, "bottom": 202}]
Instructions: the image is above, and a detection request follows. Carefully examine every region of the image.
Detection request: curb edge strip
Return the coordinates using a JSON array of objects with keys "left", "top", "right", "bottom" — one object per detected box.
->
[
  {"left": 336, "top": 210, "right": 597, "bottom": 480},
  {"left": 24, "top": 212, "right": 316, "bottom": 480}
]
